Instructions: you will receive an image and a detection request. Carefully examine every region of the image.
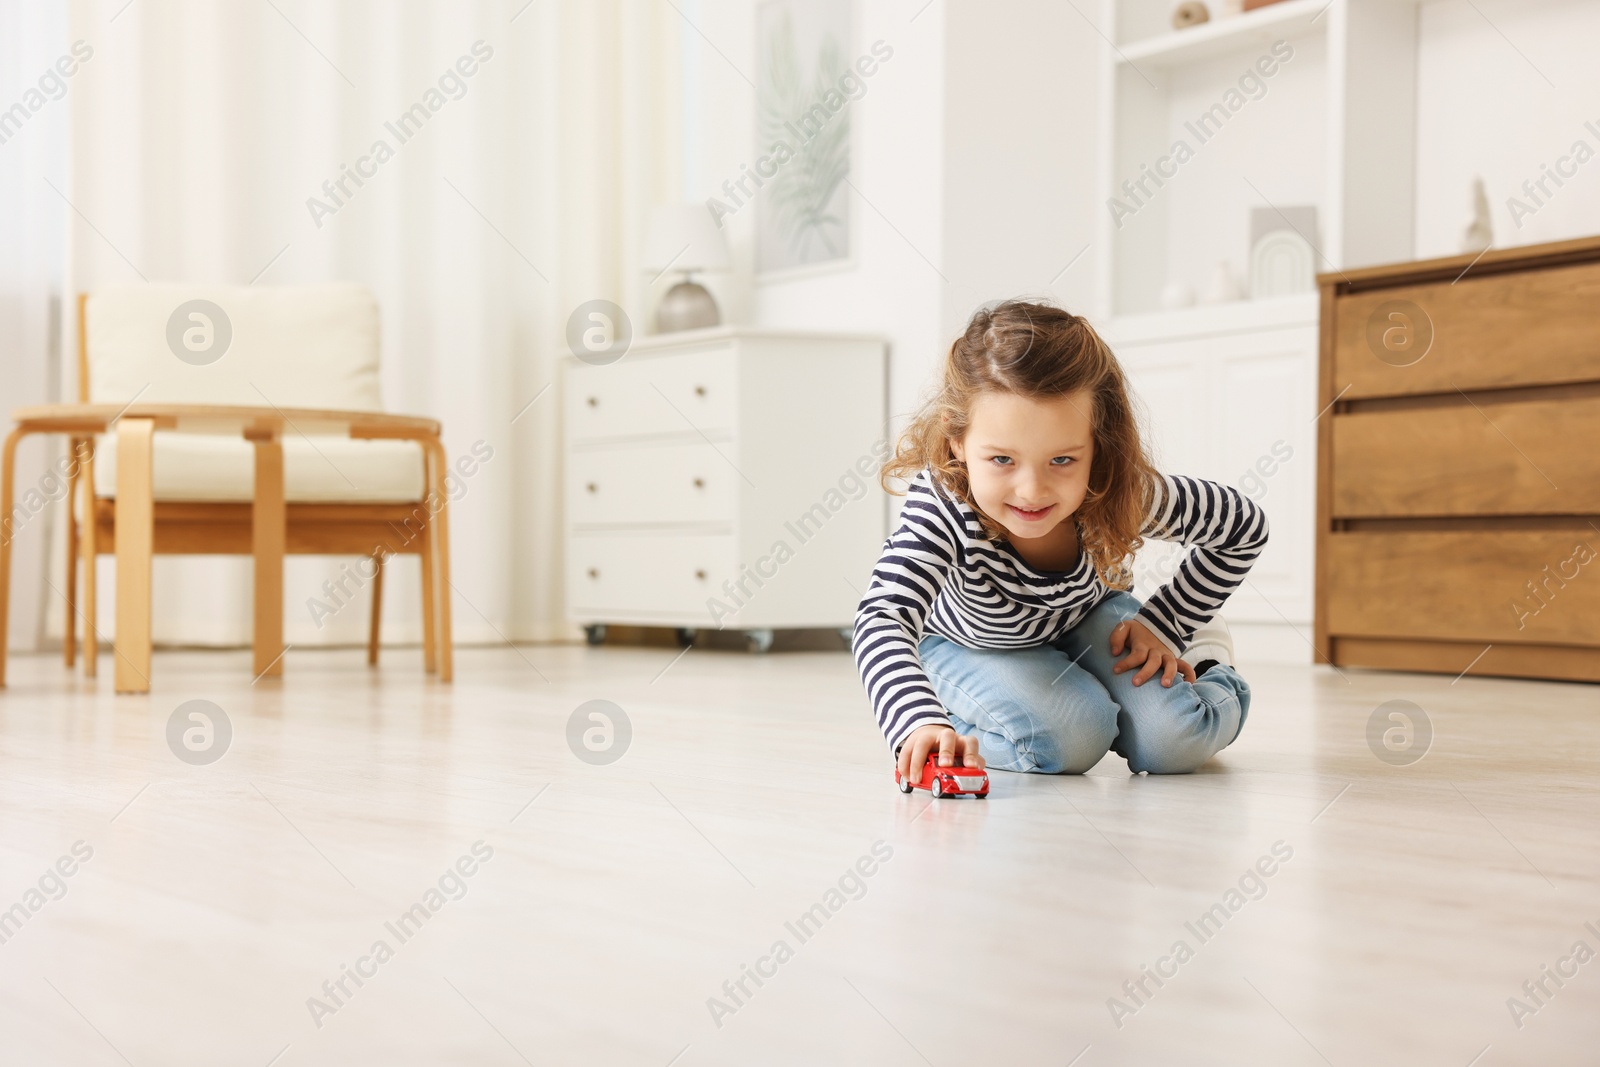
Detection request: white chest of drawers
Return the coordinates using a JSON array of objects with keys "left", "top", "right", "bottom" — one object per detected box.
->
[{"left": 563, "top": 326, "right": 887, "bottom": 649}]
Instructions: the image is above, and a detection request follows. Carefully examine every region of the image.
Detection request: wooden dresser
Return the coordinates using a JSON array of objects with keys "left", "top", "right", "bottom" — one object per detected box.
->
[{"left": 1314, "top": 236, "right": 1600, "bottom": 683}]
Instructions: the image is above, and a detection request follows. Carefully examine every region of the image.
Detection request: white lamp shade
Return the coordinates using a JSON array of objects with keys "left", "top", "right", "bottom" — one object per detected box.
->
[{"left": 644, "top": 204, "right": 731, "bottom": 273}]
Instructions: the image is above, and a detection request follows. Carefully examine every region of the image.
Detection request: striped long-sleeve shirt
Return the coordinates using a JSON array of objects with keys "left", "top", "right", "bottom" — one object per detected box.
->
[{"left": 852, "top": 468, "right": 1269, "bottom": 752}]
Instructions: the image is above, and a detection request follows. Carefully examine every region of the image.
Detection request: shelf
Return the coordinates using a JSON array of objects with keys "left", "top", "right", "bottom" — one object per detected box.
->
[{"left": 1117, "top": 0, "right": 1328, "bottom": 70}]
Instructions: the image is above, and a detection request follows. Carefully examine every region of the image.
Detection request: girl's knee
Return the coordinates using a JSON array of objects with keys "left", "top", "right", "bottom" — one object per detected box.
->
[
  {"left": 1120, "top": 725, "right": 1211, "bottom": 774},
  {"left": 1021, "top": 686, "right": 1119, "bottom": 775},
  {"left": 1115, "top": 701, "right": 1228, "bottom": 775}
]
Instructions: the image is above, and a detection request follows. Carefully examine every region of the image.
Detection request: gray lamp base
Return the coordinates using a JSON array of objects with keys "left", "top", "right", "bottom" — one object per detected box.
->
[{"left": 656, "top": 280, "right": 720, "bottom": 333}]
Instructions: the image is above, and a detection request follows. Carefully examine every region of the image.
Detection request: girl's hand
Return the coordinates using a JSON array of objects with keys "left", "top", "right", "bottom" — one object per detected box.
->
[
  {"left": 897, "top": 723, "right": 985, "bottom": 783},
  {"left": 1109, "top": 619, "right": 1197, "bottom": 688}
]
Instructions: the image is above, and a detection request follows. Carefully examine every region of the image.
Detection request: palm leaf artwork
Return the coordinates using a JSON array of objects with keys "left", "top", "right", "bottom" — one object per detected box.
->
[{"left": 756, "top": 6, "right": 850, "bottom": 270}]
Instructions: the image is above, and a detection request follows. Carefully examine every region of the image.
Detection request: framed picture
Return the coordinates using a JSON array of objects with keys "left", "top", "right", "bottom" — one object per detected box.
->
[{"left": 755, "top": 0, "right": 854, "bottom": 279}]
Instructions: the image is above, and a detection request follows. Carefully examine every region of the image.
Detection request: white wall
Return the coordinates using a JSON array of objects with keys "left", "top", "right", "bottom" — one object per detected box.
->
[
  {"left": 685, "top": 0, "right": 1103, "bottom": 460},
  {"left": 1413, "top": 0, "right": 1600, "bottom": 257},
  {"left": 940, "top": 1, "right": 1100, "bottom": 339},
  {"left": 684, "top": 0, "right": 945, "bottom": 446},
  {"left": 754, "top": 6, "right": 946, "bottom": 436}
]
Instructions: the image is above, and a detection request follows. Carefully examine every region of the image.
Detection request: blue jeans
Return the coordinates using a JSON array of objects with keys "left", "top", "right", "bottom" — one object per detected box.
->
[{"left": 917, "top": 591, "right": 1250, "bottom": 775}]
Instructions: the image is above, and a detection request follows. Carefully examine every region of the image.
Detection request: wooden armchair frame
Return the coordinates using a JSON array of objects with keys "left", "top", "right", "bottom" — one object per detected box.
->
[{"left": 0, "top": 294, "right": 453, "bottom": 689}]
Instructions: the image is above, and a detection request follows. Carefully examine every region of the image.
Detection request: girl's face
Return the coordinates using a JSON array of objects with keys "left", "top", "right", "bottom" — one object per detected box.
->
[{"left": 950, "top": 388, "right": 1097, "bottom": 542}]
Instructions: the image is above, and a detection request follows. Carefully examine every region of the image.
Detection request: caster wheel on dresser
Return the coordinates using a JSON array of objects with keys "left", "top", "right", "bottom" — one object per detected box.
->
[
  {"left": 584, "top": 623, "right": 608, "bottom": 646},
  {"left": 745, "top": 629, "right": 775, "bottom": 654},
  {"left": 674, "top": 628, "right": 698, "bottom": 648}
]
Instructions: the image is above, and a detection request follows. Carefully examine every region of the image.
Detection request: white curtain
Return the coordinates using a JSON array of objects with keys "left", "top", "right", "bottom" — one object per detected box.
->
[
  {"left": 0, "top": 2, "right": 70, "bottom": 653},
  {"left": 2, "top": 0, "right": 684, "bottom": 651}
]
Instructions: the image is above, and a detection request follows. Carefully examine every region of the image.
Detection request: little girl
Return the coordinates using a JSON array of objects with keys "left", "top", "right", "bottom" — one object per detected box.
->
[{"left": 853, "top": 300, "right": 1267, "bottom": 782}]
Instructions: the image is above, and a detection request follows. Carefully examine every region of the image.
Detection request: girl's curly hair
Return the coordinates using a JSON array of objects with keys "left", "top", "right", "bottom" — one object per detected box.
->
[{"left": 881, "top": 299, "right": 1163, "bottom": 588}]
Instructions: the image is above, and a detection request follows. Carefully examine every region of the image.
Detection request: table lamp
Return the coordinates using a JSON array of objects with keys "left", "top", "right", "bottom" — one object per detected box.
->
[{"left": 644, "top": 204, "right": 731, "bottom": 332}]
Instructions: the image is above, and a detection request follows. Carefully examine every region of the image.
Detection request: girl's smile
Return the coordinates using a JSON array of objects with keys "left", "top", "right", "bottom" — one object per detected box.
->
[{"left": 1006, "top": 503, "right": 1056, "bottom": 522}]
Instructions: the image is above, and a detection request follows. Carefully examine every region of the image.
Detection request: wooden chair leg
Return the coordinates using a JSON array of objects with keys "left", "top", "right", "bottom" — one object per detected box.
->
[
  {"left": 0, "top": 426, "right": 24, "bottom": 688},
  {"left": 250, "top": 432, "right": 286, "bottom": 680},
  {"left": 82, "top": 443, "right": 98, "bottom": 678},
  {"left": 420, "top": 498, "right": 437, "bottom": 675},
  {"left": 113, "top": 418, "right": 155, "bottom": 694},
  {"left": 64, "top": 437, "right": 82, "bottom": 668},
  {"left": 427, "top": 438, "right": 454, "bottom": 683},
  {"left": 367, "top": 550, "right": 384, "bottom": 666}
]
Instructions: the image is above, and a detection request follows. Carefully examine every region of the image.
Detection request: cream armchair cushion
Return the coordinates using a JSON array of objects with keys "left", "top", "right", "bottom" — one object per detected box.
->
[{"left": 85, "top": 283, "right": 425, "bottom": 503}]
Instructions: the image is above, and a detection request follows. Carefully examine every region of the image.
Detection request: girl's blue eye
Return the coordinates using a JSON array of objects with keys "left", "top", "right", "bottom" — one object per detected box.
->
[
  {"left": 1050, "top": 456, "right": 1073, "bottom": 466},
  {"left": 991, "top": 456, "right": 1012, "bottom": 466}
]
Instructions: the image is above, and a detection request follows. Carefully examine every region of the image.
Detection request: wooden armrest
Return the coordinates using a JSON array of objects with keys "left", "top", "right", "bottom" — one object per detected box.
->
[{"left": 10, "top": 403, "right": 441, "bottom": 438}]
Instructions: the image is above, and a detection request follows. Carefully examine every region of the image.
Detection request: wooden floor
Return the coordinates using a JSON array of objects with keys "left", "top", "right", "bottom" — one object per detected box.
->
[{"left": 0, "top": 643, "right": 1596, "bottom": 1066}]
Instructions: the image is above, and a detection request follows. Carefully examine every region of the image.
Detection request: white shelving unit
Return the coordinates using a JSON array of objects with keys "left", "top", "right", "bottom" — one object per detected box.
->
[
  {"left": 1092, "top": 0, "right": 1422, "bottom": 661},
  {"left": 1095, "top": 0, "right": 1419, "bottom": 319}
]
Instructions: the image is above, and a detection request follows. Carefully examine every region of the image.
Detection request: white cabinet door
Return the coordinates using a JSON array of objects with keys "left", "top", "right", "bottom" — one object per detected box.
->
[
  {"left": 1210, "top": 326, "right": 1316, "bottom": 624},
  {"left": 1117, "top": 323, "right": 1316, "bottom": 629}
]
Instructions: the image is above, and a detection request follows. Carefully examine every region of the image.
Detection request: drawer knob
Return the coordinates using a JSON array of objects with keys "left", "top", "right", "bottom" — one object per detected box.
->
[
  {"left": 693, "top": 385, "right": 707, "bottom": 397},
  {"left": 586, "top": 482, "right": 598, "bottom": 493},
  {"left": 587, "top": 567, "right": 600, "bottom": 579},
  {"left": 692, "top": 477, "right": 705, "bottom": 489},
  {"left": 586, "top": 396, "right": 599, "bottom": 407},
  {"left": 694, "top": 569, "right": 707, "bottom": 580}
]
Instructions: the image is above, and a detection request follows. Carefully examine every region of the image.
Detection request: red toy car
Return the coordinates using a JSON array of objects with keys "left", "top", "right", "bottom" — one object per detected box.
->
[{"left": 896, "top": 752, "right": 989, "bottom": 798}]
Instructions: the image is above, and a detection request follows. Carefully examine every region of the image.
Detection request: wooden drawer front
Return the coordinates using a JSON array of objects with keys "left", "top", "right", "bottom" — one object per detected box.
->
[
  {"left": 1331, "top": 396, "right": 1600, "bottom": 517},
  {"left": 1326, "top": 531, "right": 1600, "bottom": 645},
  {"left": 568, "top": 534, "right": 733, "bottom": 617},
  {"left": 1333, "top": 260, "right": 1600, "bottom": 398},
  {"left": 568, "top": 442, "right": 736, "bottom": 527},
  {"left": 566, "top": 349, "right": 735, "bottom": 442},
  {"left": 1332, "top": 636, "right": 1600, "bottom": 684}
]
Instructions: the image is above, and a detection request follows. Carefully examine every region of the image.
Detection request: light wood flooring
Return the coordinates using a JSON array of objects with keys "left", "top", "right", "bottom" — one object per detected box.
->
[{"left": 0, "top": 643, "right": 1597, "bottom": 1065}]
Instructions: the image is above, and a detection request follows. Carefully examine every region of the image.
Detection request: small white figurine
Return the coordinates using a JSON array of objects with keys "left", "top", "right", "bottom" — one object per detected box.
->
[{"left": 1462, "top": 176, "right": 1493, "bottom": 254}]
